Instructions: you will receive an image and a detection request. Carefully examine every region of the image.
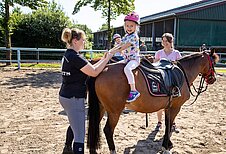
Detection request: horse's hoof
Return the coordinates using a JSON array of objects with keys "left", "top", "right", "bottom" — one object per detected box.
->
[
  {"left": 110, "top": 150, "right": 117, "bottom": 154},
  {"left": 162, "top": 147, "right": 171, "bottom": 154}
]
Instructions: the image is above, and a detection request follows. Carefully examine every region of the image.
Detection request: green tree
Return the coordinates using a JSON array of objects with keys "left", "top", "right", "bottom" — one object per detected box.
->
[
  {"left": 99, "top": 23, "right": 108, "bottom": 31},
  {"left": 0, "top": 0, "right": 47, "bottom": 65},
  {"left": 73, "top": 0, "right": 135, "bottom": 49},
  {"left": 11, "top": 2, "right": 72, "bottom": 48},
  {"left": 10, "top": 2, "right": 93, "bottom": 50}
]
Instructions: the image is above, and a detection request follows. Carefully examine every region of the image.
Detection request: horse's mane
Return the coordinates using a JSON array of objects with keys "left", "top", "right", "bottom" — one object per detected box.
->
[
  {"left": 177, "top": 53, "right": 203, "bottom": 71},
  {"left": 178, "top": 52, "right": 203, "bottom": 62},
  {"left": 178, "top": 51, "right": 219, "bottom": 64}
]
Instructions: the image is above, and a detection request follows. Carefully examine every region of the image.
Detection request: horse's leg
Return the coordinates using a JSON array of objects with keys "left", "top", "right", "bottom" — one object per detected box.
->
[
  {"left": 103, "top": 112, "right": 121, "bottom": 154},
  {"left": 162, "top": 108, "right": 173, "bottom": 153},
  {"left": 162, "top": 106, "right": 181, "bottom": 151}
]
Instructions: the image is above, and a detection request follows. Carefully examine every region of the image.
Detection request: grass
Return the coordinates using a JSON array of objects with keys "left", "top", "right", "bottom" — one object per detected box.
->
[
  {"left": 8, "top": 63, "right": 61, "bottom": 68},
  {"left": 216, "top": 68, "right": 226, "bottom": 73}
]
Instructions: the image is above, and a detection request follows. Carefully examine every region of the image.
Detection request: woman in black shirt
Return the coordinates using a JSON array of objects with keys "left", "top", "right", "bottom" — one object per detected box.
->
[{"left": 59, "top": 28, "right": 116, "bottom": 154}]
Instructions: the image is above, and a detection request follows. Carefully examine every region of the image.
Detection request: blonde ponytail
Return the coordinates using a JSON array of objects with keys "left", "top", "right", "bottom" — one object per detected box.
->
[
  {"left": 61, "top": 28, "right": 86, "bottom": 47},
  {"left": 61, "top": 28, "right": 72, "bottom": 46}
]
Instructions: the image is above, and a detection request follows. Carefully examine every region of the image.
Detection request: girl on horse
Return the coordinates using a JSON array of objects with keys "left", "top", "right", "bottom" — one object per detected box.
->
[{"left": 115, "top": 11, "right": 141, "bottom": 103}]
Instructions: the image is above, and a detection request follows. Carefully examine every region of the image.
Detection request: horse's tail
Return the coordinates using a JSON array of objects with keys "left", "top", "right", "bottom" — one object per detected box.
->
[{"left": 87, "top": 77, "right": 101, "bottom": 150}]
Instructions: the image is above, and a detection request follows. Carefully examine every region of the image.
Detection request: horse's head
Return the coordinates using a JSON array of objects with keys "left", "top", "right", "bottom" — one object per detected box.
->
[{"left": 201, "top": 50, "right": 219, "bottom": 84}]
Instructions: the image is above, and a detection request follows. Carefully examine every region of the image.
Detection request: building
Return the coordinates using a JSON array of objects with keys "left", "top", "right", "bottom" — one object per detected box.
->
[{"left": 93, "top": 0, "right": 226, "bottom": 51}]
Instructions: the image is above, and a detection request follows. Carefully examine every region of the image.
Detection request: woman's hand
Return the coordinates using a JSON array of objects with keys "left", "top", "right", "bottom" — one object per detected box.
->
[
  {"left": 108, "top": 48, "right": 117, "bottom": 55},
  {"left": 103, "top": 52, "right": 113, "bottom": 59},
  {"left": 106, "top": 52, "right": 114, "bottom": 59}
]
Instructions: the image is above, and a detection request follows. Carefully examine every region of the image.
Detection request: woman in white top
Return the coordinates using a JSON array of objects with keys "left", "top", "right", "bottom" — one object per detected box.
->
[{"left": 154, "top": 33, "right": 182, "bottom": 133}]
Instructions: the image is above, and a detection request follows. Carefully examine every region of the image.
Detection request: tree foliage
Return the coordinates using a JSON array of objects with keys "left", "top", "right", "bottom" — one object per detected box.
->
[
  {"left": 0, "top": 0, "right": 48, "bottom": 46},
  {"left": 0, "top": 0, "right": 48, "bottom": 64},
  {"left": 73, "top": 0, "right": 135, "bottom": 48},
  {"left": 99, "top": 23, "right": 108, "bottom": 31},
  {"left": 11, "top": 2, "right": 72, "bottom": 48},
  {"left": 73, "top": 0, "right": 135, "bottom": 20},
  {"left": 8, "top": 2, "right": 93, "bottom": 49}
]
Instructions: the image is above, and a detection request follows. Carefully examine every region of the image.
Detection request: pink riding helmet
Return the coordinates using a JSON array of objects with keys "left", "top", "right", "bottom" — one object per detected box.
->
[
  {"left": 112, "top": 34, "right": 121, "bottom": 40},
  {"left": 124, "top": 11, "right": 140, "bottom": 24}
]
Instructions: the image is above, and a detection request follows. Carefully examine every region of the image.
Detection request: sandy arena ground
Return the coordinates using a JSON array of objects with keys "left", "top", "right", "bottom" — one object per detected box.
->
[{"left": 0, "top": 68, "right": 225, "bottom": 154}]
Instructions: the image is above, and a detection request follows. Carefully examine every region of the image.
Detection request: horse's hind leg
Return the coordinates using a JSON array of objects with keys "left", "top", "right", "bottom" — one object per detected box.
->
[{"left": 103, "top": 112, "right": 121, "bottom": 154}]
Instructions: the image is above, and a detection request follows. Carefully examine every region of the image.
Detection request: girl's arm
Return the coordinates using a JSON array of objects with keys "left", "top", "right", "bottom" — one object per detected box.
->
[{"left": 117, "top": 42, "right": 131, "bottom": 52}]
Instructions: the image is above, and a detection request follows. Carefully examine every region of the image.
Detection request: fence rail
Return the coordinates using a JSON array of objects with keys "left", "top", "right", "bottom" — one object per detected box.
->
[{"left": 0, "top": 47, "right": 225, "bottom": 70}]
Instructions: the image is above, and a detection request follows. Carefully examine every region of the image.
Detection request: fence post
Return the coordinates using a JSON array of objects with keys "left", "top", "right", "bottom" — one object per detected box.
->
[
  {"left": 90, "top": 50, "right": 94, "bottom": 59},
  {"left": 37, "top": 48, "right": 39, "bottom": 64},
  {"left": 17, "top": 49, "right": 21, "bottom": 70}
]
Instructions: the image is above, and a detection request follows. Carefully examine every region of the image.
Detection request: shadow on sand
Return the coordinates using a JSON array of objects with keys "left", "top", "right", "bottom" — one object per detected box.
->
[
  {"left": 1, "top": 69, "right": 61, "bottom": 89},
  {"left": 124, "top": 129, "right": 163, "bottom": 154}
]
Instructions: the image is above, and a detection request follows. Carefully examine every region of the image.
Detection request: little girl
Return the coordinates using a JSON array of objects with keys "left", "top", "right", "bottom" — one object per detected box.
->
[
  {"left": 112, "top": 33, "right": 124, "bottom": 61},
  {"left": 115, "top": 12, "right": 140, "bottom": 103}
]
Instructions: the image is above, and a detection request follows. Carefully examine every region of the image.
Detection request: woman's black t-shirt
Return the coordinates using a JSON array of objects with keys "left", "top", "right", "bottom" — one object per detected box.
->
[{"left": 59, "top": 49, "right": 88, "bottom": 98}]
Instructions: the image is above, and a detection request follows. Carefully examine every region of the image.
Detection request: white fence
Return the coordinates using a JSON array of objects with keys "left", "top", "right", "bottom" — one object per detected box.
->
[{"left": 0, "top": 47, "right": 225, "bottom": 70}]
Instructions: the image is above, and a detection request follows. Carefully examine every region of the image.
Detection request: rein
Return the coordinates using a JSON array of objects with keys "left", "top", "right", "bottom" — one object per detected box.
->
[
  {"left": 190, "top": 76, "right": 208, "bottom": 104},
  {"left": 176, "top": 52, "right": 214, "bottom": 106}
]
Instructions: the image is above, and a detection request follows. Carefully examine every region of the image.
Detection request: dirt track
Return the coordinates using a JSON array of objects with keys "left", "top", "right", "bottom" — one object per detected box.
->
[{"left": 0, "top": 68, "right": 225, "bottom": 154}]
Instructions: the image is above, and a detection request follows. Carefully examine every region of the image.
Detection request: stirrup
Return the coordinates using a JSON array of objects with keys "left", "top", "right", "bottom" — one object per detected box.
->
[{"left": 172, "top": 87, "right": 181, "bottom": 97}]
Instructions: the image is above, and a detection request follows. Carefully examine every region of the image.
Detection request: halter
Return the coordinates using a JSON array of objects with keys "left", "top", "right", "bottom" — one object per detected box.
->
[{"left": 177, "top": 52, "right": 216, "bottom": 106}]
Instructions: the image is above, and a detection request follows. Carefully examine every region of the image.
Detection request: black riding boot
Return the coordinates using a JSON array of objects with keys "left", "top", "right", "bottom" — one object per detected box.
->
[
  {"left": 65, "top": 126, "right": 74, "bottom": 146},
  {"left": 62, "top": 126, "right": 74, "bottom": 154},
  {"left": 73, "top": 142, "right": 84, "bottom": 154}
]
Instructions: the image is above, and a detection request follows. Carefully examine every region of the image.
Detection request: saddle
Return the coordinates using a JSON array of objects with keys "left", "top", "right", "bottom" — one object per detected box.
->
[{"left": 139, "top": 58, "right": 184, "bottom": 97}]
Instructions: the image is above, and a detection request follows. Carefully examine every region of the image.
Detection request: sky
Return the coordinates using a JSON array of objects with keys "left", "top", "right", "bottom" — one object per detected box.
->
[{"left": 19, "top": 0, "right": 200, "bottom": 32}]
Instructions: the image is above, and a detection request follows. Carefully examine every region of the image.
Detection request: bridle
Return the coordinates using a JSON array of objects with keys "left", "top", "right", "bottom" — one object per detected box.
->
[
  {"left": 202, "top": 53, "right": 216, "bottom": 84},
  {"left": 177, "top": 52, "right": 216, "bottom": 106}
]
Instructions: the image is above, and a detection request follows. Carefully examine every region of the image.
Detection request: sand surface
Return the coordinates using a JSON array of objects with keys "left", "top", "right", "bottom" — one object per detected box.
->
[{"left": 0, "top": 68, "right": 225, "bottom": 154}]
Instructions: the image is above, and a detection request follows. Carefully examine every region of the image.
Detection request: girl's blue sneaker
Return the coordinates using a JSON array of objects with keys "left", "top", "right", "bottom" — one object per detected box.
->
[{"left": 126, "top": 91, "right": 140, "bottom": 103}]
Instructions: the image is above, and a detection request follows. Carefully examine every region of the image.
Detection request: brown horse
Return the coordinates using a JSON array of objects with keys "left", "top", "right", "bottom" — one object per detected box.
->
[{"left": 87, "top": 50, "right": 219, "bottom": 154}]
